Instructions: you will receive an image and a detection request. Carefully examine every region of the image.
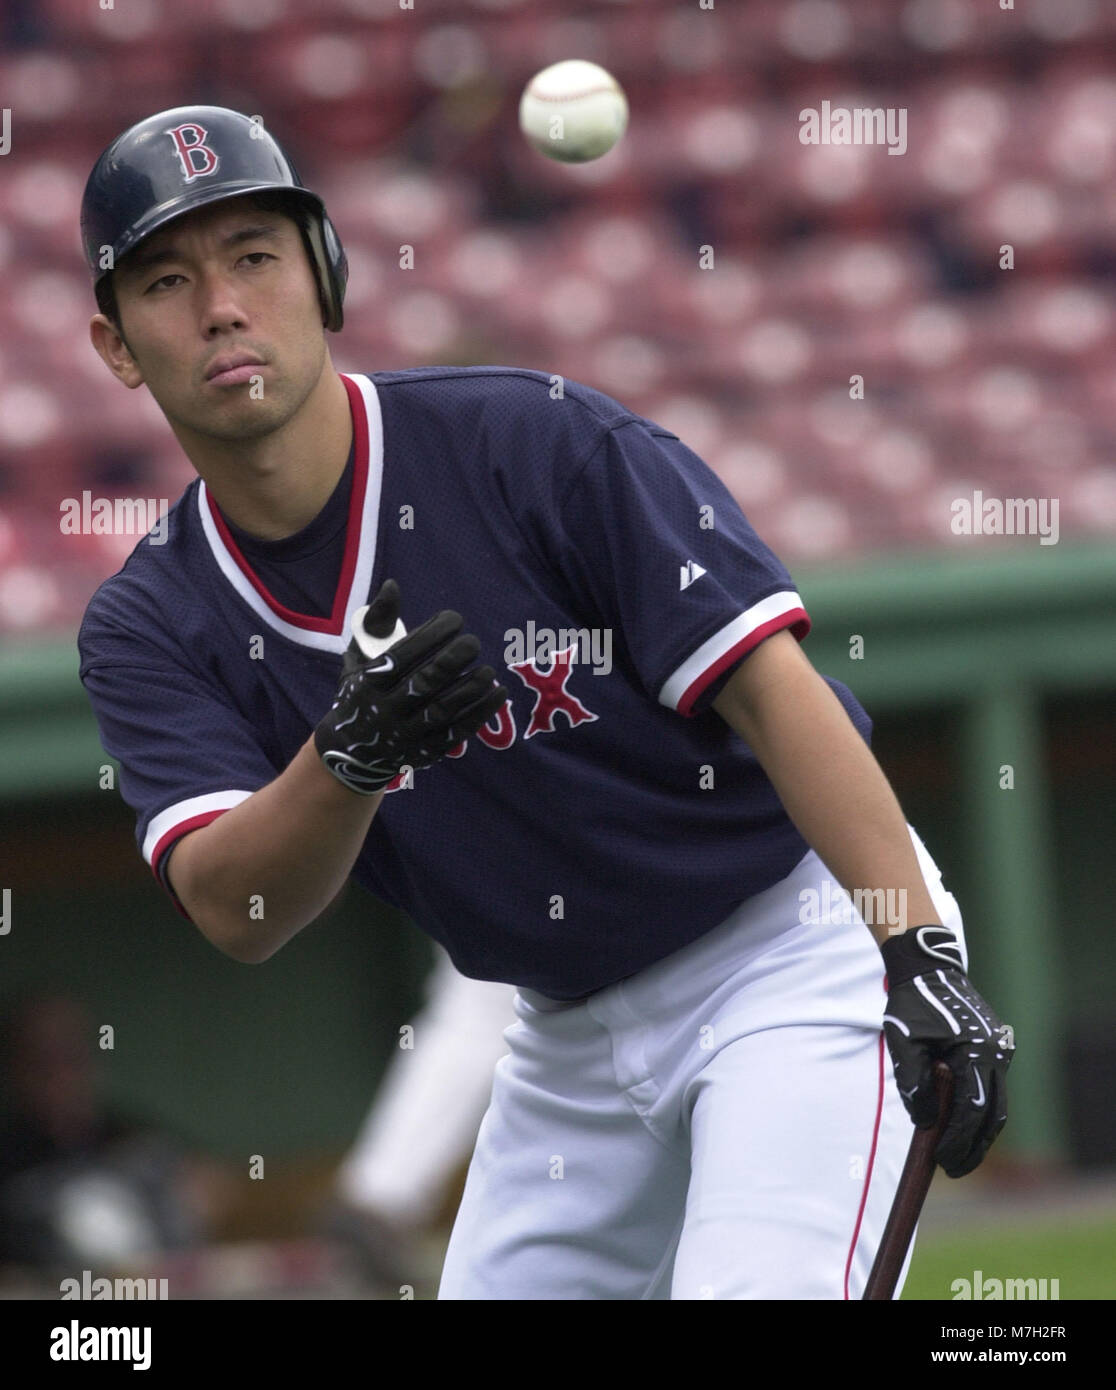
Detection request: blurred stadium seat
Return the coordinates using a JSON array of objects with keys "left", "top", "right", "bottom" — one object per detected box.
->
[{"left": 2, "top": 2, "right": 1113, "bottom": 632}]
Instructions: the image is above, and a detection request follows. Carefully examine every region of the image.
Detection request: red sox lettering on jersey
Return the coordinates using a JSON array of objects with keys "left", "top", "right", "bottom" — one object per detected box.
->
[{"left": 387, "top": 646, "right": 599, "bottom": 788}]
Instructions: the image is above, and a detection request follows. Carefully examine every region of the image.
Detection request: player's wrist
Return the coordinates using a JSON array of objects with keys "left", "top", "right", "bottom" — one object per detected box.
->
[
  {"left": 296, "top": 733, "right": 388, "bottom": 804},
  {"left": 313, "top": 708, "right": 401, "bottom": 796}
]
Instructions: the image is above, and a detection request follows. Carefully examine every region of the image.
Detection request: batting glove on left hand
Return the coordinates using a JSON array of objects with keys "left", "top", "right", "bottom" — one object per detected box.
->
[
  {"left": 315, "top": 579, "right": 508, "bottom": 795},
  {"left": 881, "top": 925, "right": 1015, "bottom": 1179}
]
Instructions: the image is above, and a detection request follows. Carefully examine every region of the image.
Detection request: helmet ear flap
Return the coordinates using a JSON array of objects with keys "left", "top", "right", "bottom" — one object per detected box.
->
[
  {"left": 303, "top": 211, "right": 348, "bottom": 332},
  {"left": 94, "top": 275, "right": 117, "bottom": 325}
]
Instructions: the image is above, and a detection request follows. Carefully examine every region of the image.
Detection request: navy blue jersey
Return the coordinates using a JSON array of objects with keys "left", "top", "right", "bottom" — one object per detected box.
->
[{"left": 78, "top": 367, "right": 873, "bottom": 999}]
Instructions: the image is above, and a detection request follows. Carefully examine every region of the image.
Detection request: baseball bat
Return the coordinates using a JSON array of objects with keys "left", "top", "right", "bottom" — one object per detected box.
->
[{"left": 862, "top": 1060, "right": 954, "bottom": 1301}]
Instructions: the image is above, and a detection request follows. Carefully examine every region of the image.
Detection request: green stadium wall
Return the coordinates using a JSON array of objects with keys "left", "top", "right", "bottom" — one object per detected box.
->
[{"left": 1, "top": 540, "right": 1114, "bottom": 1167}]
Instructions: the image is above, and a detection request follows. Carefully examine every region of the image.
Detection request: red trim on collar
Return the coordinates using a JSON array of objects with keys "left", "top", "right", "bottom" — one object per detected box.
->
[{"left": 201, "top": 373, "right": 369, "bottom": 635}]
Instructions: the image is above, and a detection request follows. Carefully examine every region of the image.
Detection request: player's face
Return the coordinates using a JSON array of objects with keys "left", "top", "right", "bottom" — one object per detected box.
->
[{"left": 89, "top": 198, "right": 327, "bottom": 444}]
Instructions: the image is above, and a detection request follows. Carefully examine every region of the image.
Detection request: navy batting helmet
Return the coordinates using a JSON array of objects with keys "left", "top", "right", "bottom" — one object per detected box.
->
[{"left": 81, "top": 105, "right": 348, "bottom": 331}]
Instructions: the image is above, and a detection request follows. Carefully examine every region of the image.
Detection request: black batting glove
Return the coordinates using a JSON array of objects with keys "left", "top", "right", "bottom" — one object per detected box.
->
[
  {"left": 315, "top": 578, "right": 508, "bottom": 795},
  {"left": 881, "top": 925, "right": 1016, "bottom": 1179}
]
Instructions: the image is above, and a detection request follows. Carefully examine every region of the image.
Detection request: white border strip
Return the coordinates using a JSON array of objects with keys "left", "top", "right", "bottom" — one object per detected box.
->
[
  {"left": 659, "top": 590, "right": 806, "bottom": 710},
  {"left": 341, "top": 372, "right": 384, "bottom": 642},
  {"left": 143, "top": 790, "right": 255, "bottom": 865},
  {"left": 196, "top": 372, "right": 384, "bottom": 653}
]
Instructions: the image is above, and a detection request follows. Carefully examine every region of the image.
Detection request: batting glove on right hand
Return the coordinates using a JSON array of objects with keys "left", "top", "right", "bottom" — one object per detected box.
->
[
  {"left": 881, "top": 925, "right": 1016, "bottom": 1179},
  {"left": 315, "top": 579, "right": 508, "bottom": 795}
]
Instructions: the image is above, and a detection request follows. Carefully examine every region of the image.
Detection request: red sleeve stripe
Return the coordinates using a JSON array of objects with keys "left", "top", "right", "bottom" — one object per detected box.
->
[
  {"left": 660, "top": 593, "right": 811, "bottom": 717},
  {"left": 143, "top": 790, "right": 256, "bottom": 866},
  {"left": 149, "top": 808, "right": 241, "bottom": 924},
  {"left": 148, "top": 808, "right": 233, "bottom": 888}
]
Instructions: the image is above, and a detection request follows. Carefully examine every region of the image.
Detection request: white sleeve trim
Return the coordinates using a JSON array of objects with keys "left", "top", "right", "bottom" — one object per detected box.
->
[
  {"left": 659, "top": 590, "right": 808, "bottom": 711},
  {"left": 142, "top": 790, "right": 256, "bottom": 865}
]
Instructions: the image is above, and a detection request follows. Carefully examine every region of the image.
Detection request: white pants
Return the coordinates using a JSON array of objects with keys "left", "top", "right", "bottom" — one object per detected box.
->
[{"left": 438, "top": 825, "right": 965, "bottom": 1300}]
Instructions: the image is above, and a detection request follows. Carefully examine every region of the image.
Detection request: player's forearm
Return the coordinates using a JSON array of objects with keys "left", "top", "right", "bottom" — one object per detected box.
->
[
  {"left": 167, "top": 737, "right": 383, "bottom": 963},
  {"left": 714, "top": 649, "right": 941, "bottom": 945}
]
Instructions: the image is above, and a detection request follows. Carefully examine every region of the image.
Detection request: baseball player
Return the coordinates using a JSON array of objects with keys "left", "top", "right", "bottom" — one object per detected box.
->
[{"left": 77, "top": 106, "right": 1014, "bottom": 1300}]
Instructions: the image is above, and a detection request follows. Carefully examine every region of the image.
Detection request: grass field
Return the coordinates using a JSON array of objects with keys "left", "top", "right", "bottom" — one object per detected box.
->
[{"left": 903, "top": 1208, "right": 1116, "bottom": 1300}]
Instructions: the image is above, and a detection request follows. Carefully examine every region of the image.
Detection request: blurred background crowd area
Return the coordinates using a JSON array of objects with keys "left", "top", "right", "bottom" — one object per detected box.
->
[{"left": 1, "top": 0, "right": 1115, "bottom": 634}]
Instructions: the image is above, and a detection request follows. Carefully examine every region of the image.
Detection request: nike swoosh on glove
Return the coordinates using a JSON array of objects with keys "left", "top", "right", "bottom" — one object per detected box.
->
[{"left": 881, "top": 925, "right": 1016, "bottom": 1179}]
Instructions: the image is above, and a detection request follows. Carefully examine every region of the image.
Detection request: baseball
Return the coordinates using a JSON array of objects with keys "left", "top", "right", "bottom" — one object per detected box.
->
[{"left": 518, "top": 60, "right": 629, "bottom": 163}]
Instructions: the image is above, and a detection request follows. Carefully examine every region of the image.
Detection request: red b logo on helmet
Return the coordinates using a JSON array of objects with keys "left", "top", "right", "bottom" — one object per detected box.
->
[{"left": 165, "top": 123, "right": 219, "bottom": 182}]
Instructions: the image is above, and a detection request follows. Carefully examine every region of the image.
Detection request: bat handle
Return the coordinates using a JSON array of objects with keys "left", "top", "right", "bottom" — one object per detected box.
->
[
  {"left": 931, "top": 1059, "right": 953, "bottom": 1124},
  {"left": 862, "top": 1060, "right": 955, "bottom": 1301}
]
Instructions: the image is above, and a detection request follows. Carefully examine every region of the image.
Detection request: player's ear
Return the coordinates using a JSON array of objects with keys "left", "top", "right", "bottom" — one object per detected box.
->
[{"left": 90, "top": 313, "right": 144, "bottom": 389}]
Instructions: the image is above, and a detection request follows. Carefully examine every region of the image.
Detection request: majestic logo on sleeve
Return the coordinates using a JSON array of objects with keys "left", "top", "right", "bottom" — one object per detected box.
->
[{"left": 165, "top": 123, "right": 220, "bottom": 182}]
